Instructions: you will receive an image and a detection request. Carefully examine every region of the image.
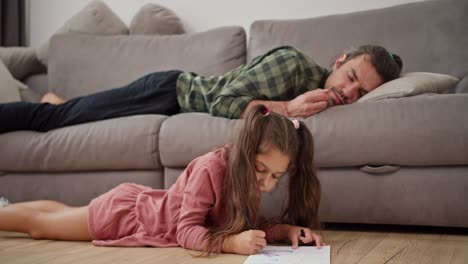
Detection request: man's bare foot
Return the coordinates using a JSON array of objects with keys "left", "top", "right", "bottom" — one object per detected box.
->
[{"left": 40, "top": 92, "right": 66, "bottom": 105}]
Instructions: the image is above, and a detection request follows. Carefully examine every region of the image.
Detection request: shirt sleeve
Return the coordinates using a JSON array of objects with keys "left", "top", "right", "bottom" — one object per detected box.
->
[
  {"left": 209, "top": 49, "right": 305, "bottom": 119},
  {"left": 209, "top": 95, "right": 253, "bottom": 119},
  {"left": 176, "top": 164, "right": 220, "bottom": 251}
]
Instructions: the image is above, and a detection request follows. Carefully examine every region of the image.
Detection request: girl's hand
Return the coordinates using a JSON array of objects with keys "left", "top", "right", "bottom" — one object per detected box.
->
[
  {"left": 223, "top": 230, "right": 267, "bottom": 255},
  {"left": 287, "top": 226, "right": 325, "bottom": 249}
]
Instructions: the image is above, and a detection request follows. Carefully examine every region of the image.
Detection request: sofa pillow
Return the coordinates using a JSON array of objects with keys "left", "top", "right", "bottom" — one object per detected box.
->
[
  {"left": 36, "top": 0, "right": 128, "bottom": 66},
  {"left": 0, "top": 60, "right": 24, "bottom": 103},
  {"left": 453, "top": 74, "right": 468, "bottom": 93},
  {"left": 357, "top": 72, "right": 459, "bottom": 103},
  {"left": 0, "top": 47, "right": 46, "bottom": 80},
  {"left": 129, "top": 3, "right": 185, "bottom": 35}
]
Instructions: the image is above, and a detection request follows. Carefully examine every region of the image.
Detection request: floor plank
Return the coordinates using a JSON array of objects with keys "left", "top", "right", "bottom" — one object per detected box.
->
[
  {"left": 1, "top": 227, "right": 467, "bottom": 264},
  {"left": 328, "top": 231, "right": 389, "bottom": 264},
  {"left": 354, "top": 235, "right": 468, "bottom": 264},
  {"left": 448, "top": 241, "right": 468, "bottom": 264}
]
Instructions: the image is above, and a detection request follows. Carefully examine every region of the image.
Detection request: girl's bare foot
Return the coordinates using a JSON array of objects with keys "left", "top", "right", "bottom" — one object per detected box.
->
[{"left": 40, "top": 92, "right": 66, "bottom": 105}]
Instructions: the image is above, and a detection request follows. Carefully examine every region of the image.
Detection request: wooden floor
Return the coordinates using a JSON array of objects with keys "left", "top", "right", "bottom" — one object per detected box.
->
[{"left": 0, "top": 225, "right": 467, "bottom": 264}]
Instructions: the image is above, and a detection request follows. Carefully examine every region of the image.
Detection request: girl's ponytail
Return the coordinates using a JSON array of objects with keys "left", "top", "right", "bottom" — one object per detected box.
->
[{"left": 286, "top": 121, "right": 321, "bottom": 230}]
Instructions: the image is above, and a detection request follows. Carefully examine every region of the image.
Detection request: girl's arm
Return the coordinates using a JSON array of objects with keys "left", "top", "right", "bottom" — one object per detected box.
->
[
  {"left": 177, "top": 167, "right": 269, "bottom": 255},
  {"left": 175, "top": 164, "right": 221, "bottom": 252},
  {"left": 175, "top": 156, "right": 269, "bottom": 255}
]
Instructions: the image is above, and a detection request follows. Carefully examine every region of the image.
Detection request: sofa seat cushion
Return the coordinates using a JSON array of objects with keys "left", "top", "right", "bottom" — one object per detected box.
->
[
  {"left": 309, "top": 94, "right": 468, "bottom": 167},
  {"left": 159, "top": 94, "right": 468, "bottom": 168},
  {"left": 159, "top": 113, "right": 240, "bottom": 167},
  {"left": 0, "top": 115, "right": 166, "bottom": 172}
]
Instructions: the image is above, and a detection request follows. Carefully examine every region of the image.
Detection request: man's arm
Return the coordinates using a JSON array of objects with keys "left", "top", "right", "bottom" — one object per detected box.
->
[{"left": 240, "top": 89, "right": 330, "bottom": 118}]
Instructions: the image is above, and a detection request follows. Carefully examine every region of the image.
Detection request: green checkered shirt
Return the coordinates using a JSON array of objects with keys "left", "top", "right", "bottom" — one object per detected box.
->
[{"left": 176, "top": 46, "right": 328, "bottom": 119}]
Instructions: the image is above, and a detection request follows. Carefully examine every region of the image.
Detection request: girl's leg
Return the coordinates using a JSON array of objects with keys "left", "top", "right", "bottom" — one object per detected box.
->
[
  {"left": 13, "top": 200, "right": 69, "bottom": 212},
  {"left": 0, "top": 201, "right": 92, "bottom": 241}
]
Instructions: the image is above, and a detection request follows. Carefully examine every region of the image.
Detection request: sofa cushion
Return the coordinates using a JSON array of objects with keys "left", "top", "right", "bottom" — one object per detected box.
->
[
  {"left": 159, "top": 94, "right": 468, "bottom": 168},
  {"left": 0, "top": 115, "right": 166, "bottom": 172},
  {"left": 0, "top": 47, "right": 46, "bottom": 80},
  {"left": 248, "top": 0, "right": 468, "bottom": 78},
  {"left": 306, "top": 94, "right": 468, "bottom": 167},
  {"left": 36, "top": 0, "right": 128, "bottom": 66},
  {"left": 129, "top": 3, "right": 185, "bottom": 35},
  {"left": 0, "top": 60, "right": 23, "bottom": 103},
  {"left": 48, "top": 26, "right": 246, "bottom": 99},
  {"left": 0, "top": 171, "right": 165, "bottom": 205},
  {"left": 19, "top": 87, "right": 42, "bottom": 103},
  {"left": 357, "top": 72, "right": 459, "bottom": 103},
  {"left": 159, "top": 113, "right": 240, "bottom": 167},
  {"left": 453, "top": 74, "right": 468, "bottom": 94},
  {"left": 22, "top": 73, "right": 49, "bottom": 102}
]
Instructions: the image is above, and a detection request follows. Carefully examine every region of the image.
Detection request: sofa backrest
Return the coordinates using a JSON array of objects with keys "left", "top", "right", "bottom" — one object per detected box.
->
[
  {"left": 48, "top": 26, "right": 246, "bottom": 99},
  {"left": 248, "top": 0, "right": 468, "bottom": 78}
]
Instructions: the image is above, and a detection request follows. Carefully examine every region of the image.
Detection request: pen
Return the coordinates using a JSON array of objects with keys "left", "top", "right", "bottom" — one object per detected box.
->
[
  {"left": 241, "top": 208, "right": 253, "bottom": 229},
  {"left": 300, "top": 229, "right": 305, "bottom": 238},
  {"left": 297, "top": 229, "right": 306, "bottom": 247}
]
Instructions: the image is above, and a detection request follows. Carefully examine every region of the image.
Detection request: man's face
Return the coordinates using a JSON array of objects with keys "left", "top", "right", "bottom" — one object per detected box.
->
[{"left": 324, "top": 54, "right": 384, "bottom": 106}]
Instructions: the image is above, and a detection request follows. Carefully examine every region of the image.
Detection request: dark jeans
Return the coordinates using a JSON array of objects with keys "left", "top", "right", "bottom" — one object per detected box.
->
[{"left": 0, "top": 70, "right": 182, "bottom": 133}]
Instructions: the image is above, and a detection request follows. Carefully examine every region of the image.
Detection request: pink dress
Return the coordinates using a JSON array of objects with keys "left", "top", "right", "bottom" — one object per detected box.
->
[{"left": 88, "top": 147, "right": 279, "bottom": 250}]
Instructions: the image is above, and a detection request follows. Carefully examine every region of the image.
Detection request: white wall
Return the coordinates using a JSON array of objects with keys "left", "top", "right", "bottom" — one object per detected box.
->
[{"left": 28, "top": 0, "right": 426, "bottom": 47}]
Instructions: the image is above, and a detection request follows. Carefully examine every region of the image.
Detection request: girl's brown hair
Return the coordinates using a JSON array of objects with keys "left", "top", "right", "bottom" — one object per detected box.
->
[{"left": 203, "top": 105, "right": 321, "bottom": 255}]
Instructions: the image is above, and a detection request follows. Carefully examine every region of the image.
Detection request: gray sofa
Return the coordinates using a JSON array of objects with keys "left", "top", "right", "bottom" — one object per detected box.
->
[{"left": 1, "top": 0, "right": 467, "bottom": 228}]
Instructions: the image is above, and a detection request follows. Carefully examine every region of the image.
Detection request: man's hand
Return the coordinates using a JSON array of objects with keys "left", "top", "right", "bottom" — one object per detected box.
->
[
  {"left": 222, "top": 230, "right": 267, "bottom": 255},
  {"left": 286, "top": 89, "right": 329, "bottom": 118}
]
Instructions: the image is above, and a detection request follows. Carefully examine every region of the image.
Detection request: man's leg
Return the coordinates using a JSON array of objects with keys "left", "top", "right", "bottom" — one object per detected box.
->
[
  {"left": 0, "top": 70, "right": 182, "bottom": 133},
  {"left": 0, "top": 201, "right": 92, "bottom": 241},
  {"left": 67, "top": 70, "right": 182, "bottom": 122},
  {"left": 0, "top": 102, "right": 60, "bottom": 133}
]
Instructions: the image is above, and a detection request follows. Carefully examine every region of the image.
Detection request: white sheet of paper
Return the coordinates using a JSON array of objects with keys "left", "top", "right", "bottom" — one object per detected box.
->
[{"left": 243, "top": 245, "right": 330, "bottom": 264}]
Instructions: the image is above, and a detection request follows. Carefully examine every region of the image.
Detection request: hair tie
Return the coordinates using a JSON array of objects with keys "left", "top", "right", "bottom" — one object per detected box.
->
[
  {"left": 388, "top": 52, "right": 394, "bottom": 60},
  {"left": 261, "top": 107, "right": 270, "bottom": 116},
  {"left": 291, "top": 119, "right": 300, "bottom": 129}
]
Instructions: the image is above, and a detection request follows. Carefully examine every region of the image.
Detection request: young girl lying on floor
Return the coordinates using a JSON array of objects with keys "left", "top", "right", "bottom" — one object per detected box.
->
[{"left": 0, "top": 105, "right": 324, "bottom": 255}]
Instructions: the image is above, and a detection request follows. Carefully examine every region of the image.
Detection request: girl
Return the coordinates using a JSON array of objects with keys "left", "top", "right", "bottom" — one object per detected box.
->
[{"left": 0, "top": 105, "right": 324, "bottom": 255}]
